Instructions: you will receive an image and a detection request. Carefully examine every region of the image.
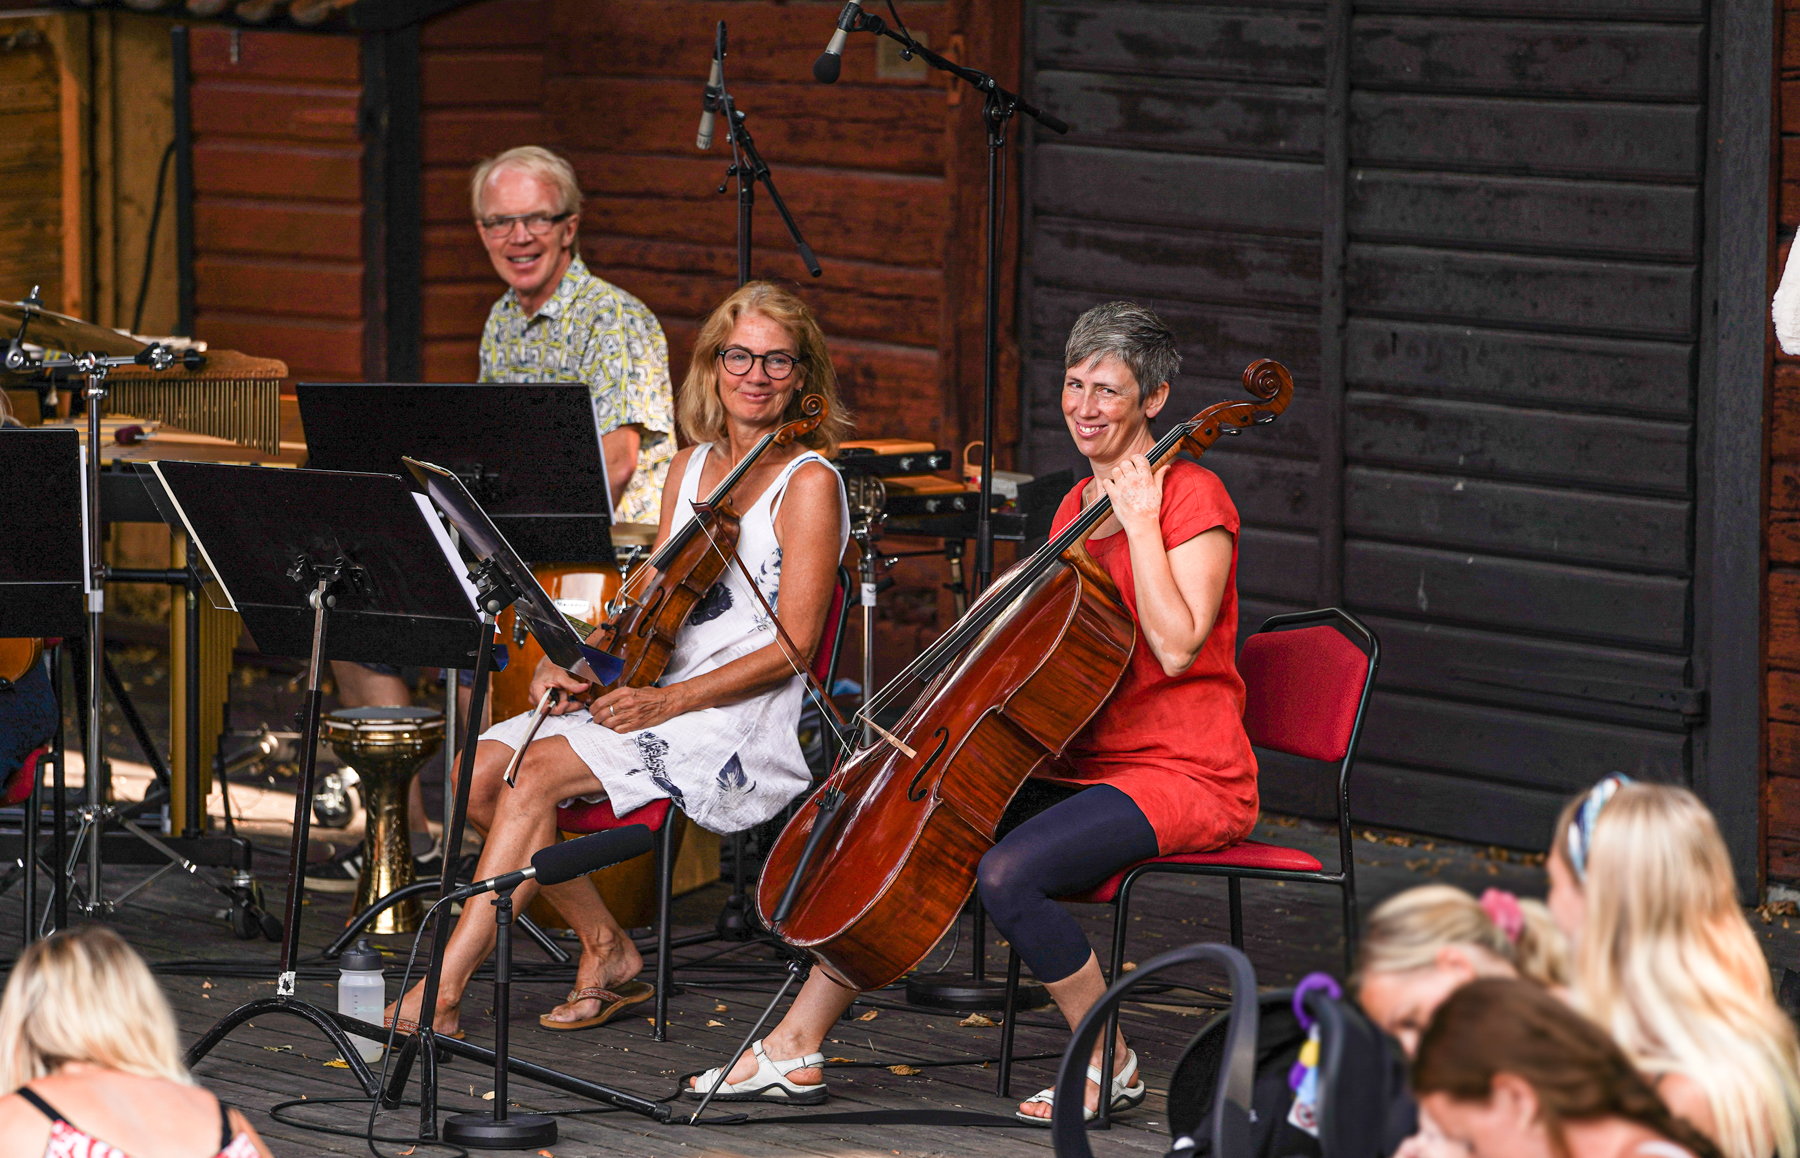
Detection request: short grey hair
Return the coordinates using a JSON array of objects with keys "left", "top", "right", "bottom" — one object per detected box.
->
[
  {"left": 470, "top": 146, "right": 583, "bottom": 219},
  {"left": 1063, "top": 301, "right": 1180, "bottom": 402}
]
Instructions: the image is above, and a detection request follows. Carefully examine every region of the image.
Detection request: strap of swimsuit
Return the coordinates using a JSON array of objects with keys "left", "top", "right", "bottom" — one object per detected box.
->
[
  {"left": 15, "top": 1087, "right": 65, "bottom": 1123},
  {"left": 215, "top": 1095, "right": 233, "bottom": 1149}
]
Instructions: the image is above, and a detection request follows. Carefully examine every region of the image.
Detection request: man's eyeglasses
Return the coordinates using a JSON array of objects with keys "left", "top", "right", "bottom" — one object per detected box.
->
[
  {"left": 718, "top": 347, "right": 802, "bottom": 380},
  {"left": 478, "top": 211, "right": 574, "bottom": 239}
]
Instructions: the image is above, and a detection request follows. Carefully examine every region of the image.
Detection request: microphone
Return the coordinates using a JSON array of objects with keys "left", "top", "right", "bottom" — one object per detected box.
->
[
  {"left": 446, "top": 826, "right": 654, "bottom": 901},
  {"left": 812, "top": 0, "right": 861, "bottom": 84},
  {"left": 697, "top": 21, "right": 725, "bottom": 150}
]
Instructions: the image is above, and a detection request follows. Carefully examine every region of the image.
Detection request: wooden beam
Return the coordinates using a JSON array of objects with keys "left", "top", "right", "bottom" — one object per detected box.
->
[{"left": 360, "top": 25, "right": 421, "bottom": 381}]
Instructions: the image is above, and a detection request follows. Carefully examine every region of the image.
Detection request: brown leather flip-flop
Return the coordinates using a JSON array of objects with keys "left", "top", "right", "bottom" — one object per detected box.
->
[{"left": 537, "top": 980, "right": 654, "bottom": 1031}]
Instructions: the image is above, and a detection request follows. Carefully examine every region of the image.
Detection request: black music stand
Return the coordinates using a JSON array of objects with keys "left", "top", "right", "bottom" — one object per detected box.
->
[
  {"left": 155, "top": 462, "right": 486, "bottom": 1097},
  {"left": 369, "top": 458, "right": 667, "bottom": 1141},
  {"left": 296, "top": 382, "right": 615, "bottom": 563},
  {"left": 0, "top": 428, "right": 86, "bottom": 938}
]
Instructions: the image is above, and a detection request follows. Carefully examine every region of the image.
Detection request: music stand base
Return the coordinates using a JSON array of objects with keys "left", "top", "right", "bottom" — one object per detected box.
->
[
  {"left": 442, "top": 1112, "right": 557, "bottom": 1149},
  {"left": 905, "top": 972, "right": 1049, "bottom": 1013}
]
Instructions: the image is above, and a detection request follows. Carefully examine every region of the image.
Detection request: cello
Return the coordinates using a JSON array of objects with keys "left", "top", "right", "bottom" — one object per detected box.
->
[{"left": 757, "top": 360, "right": 1293, "bottom": 991}]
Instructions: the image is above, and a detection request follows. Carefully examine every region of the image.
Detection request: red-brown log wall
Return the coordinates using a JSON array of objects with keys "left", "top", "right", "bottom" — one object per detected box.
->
[
  {"left": 1770, "top": 3, "right": 1800, "bottom": 881},
  {"left": 188, "top": 27, "right": 365, "bottom": 381}
]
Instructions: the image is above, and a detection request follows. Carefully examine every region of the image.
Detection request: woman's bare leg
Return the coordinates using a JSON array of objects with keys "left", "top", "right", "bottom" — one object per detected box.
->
[
  {"left": 536, "top": 873, "right": 644, "bottom": 1025},
  {"left": 387, "top": 735, "right": 628, "bottom": 1035},
  {"left": 688, "top": 967, "right": 858, "bottom": 1089},
  {"left": 1016, "top": 951, "right": 1130, "bottom": 1119}
]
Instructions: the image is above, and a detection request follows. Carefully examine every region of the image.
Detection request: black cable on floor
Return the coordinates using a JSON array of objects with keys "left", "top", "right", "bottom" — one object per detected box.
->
[{"left": 267, "top": 1096, "right": 468, "bottom": 1156}]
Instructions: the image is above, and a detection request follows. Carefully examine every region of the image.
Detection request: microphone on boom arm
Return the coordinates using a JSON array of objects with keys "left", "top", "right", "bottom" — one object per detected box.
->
[
  {"left": 697, "top": 20, "right": 725, "bottom": 150},
  {"left": 812, "top": 1, "right": 862, "bottom": 84},
  {"left": 446, "top": 826, "right": 654, "bottom": 901}
]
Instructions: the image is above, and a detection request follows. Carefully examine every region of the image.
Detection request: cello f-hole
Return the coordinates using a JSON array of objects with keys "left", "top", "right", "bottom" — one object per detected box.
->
[{"left": 906, "top": 728, "right": 951, "bottom": 803}]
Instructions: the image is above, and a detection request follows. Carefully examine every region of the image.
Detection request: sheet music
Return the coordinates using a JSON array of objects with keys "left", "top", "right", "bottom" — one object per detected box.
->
[{"left": 413, "top": 492, "right": 480, "bottom": 612}]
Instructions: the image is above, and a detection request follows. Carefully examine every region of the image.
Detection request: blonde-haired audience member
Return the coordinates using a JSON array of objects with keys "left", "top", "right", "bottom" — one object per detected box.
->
[
  {"left": 1416, "top": 978, "right": 1724, "bottom": 1158},
  {"left": 0, "top": 925, "right": 272, "bottom": 1157},
  {"left": 1549, "top": 776, "right": 1800, "bottom": 1158},
  {"left": 1356, "top": 883, "right": 1570, "bottom": 1056}
]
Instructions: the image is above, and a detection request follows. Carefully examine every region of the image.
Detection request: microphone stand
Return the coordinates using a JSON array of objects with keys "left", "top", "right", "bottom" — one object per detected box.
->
[
  {"left": 441, "top": 883, "right": 557, "bottom": 1148},
  {"left": 832, "top": 6, "right": 1068, "bottom": 1014},
  {"left": 710, "top": 22, "right": 822, "bottom": 284}
]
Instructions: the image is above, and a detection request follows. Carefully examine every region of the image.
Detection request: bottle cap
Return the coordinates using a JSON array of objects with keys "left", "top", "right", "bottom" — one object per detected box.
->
[{"left": 338, "top": 937, "right": 384, "bottom": 973}]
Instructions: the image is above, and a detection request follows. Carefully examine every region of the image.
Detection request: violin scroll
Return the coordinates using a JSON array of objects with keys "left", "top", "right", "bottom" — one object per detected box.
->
[{"left": 772, "top": 391, "right": 829, "bottom": 447}]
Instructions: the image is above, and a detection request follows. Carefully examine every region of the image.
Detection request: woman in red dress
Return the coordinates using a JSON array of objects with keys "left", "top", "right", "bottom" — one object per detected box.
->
[{"left": 687, "top": 301, "right": 1258, "bottom": 1123}]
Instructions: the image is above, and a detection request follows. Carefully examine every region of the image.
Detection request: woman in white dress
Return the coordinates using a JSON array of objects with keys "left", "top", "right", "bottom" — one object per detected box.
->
[{"left": 388, "top": 280, "right": 850, "bottom": 1034}]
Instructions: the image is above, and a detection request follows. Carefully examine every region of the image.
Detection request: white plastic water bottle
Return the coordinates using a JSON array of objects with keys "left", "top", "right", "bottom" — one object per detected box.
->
[{"left": 336, "top": 937, "right": 386, "bottom": 1064}]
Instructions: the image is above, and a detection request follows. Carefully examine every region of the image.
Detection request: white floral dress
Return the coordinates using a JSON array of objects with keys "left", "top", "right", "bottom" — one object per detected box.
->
[{"left": 481, "top": 444, "right": 848, "bottom": 834}]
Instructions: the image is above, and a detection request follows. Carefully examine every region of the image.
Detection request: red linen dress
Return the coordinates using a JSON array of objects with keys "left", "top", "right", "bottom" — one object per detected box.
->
[{"left": 1038, "top": 459, "right": 1259, "bottom": 855}]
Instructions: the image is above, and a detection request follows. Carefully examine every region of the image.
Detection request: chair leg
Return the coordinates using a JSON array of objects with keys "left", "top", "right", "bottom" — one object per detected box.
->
[
  {"left": 1096, "top": 894, "right": 1130, "bottom": 1128},
  {"left": 1339, "top": 881, "right": 1358, "bottom": 977},
  {"left": 997, "top": 948, "right": 1022, "bottom": 1097},
  {"left": 653, "top": 821, "right": 675, "bottom": 1042},
  {"left": 1228, "top": 877, "right": 1244, "bottom": 949}
]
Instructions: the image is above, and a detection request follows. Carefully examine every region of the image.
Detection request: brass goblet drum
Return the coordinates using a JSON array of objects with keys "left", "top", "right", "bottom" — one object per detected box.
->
[{"left": 320, "top": 707, "right": 445, "bottom": 933}]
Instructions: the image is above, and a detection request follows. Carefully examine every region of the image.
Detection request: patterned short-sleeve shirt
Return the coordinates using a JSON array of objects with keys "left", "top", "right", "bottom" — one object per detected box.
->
[{"left": 478, "top": 256, "right": 676, "bottom": 525}]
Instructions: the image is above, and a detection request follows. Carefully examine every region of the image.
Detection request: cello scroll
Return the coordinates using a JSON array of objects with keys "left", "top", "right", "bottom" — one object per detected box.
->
[{"left": 1173, "top": 358, "right": 1294, "bottom": 463}]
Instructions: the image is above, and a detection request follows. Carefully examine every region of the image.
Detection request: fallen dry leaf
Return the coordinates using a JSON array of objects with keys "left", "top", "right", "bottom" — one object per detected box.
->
[
  {"left": 857, "top": 1009, "right": 879, "bottom": 1022},
  {"left": 201, "top": 980, "right": 213, "bottom": 990},
  {"left": 957, "top": 1013, "right": 996, "bottom": 1027},
  {"left": 827, "top": 1057, "right": 855, "bottom": 1063},
  {"left": 706, "top": 1019, "right": 725, "bottom": 1027},
  {"left": 886, "top": 1064, "right": 921, "bottom": 1076},
  {"left": 539, "top": 1151, "right": 554, "bottom": 1157},
  {"left": 1122, "top": 962, "right": 1138, "bottom": 972},
  {"left": 714, "top": 1003, "right": 728, "bottom": 1012},
  {"left": 323, "top": 1058, "right": 350, "bottom": 1069},
  {"left": 482, "top": 1091, "right": 496, "bottom": 1101}
]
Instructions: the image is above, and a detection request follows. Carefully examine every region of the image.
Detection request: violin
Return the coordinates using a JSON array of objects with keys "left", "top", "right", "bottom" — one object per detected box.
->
[
  {"left": 0, "top": 638, "right": 43, "bottom": 690},
  {"left": 757, "top": 360, "right": 1293, "bottom": 991},
  {"left": 575, "top": 391, "right": 828, "bottom": 698}
]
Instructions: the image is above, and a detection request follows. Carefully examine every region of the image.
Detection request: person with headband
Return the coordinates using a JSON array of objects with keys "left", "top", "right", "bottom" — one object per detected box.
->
[
  {"left": 1356, "top": 883, "right": 1571, "bottom": 1057},
  {"left": 0, "top": 926, "right": 273, "bottom": 1157},
  {"left": 1415, "top": 978, "right": 1724, "bottom": 1158},
  {"left": 1547, "top": 776, "right": 1800, "bottom": 1158}
]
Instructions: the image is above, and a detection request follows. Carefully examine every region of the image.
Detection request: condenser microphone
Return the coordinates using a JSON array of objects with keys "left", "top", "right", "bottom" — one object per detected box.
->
[
  {"left": 697, "top": 21, "right": 725, "bottom": 150},
  {"left": 812, "top": 1, "right": 861, "bottom": 84},
  {"left": 446, "top": 826, "right": 654, "bottom": 900}
]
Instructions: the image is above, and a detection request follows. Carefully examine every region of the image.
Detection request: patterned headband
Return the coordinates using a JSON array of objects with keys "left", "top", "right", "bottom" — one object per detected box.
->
[{"left": 1565, "top": 773, "right": 1632, "bottom": 882}]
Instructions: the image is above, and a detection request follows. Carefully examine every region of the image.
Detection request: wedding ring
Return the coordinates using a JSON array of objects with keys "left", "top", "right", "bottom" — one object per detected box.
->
[{"left": 610, "top": 704, "right": 616, "bottom": 717}]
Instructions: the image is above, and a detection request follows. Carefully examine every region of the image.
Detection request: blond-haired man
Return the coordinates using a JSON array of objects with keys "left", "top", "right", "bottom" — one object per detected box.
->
[{"left": 472, "top": 146, "right": 674, "bottom": 523}]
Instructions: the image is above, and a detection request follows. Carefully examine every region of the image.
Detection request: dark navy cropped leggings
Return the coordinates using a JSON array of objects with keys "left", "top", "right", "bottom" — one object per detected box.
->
[{"left": 976, "top": 781, "right": 1159, "bottom": 985}]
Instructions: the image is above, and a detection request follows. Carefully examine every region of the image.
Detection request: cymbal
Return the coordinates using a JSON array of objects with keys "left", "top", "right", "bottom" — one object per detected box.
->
[
  {"left": 613, "top": 522, "right": 658, "bottom": 547},
  {"left": 0, "top": 298, "right": 146, "bottom": 359}
]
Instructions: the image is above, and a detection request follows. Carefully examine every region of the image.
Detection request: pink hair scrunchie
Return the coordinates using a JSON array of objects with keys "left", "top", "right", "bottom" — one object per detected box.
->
[{"left": 1479, "top": 888, "right": 1525, "bottom": 944}]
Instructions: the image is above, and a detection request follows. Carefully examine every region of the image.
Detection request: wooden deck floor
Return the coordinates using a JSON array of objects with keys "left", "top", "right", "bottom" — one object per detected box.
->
[{"left": 5, "top": 808, "right": 1798, "bottom": 1158}]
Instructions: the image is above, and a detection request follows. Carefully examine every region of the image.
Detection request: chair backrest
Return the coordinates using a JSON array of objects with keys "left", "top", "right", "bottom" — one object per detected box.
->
[
  {"left": 1239, "top": 611, "right": 1377, "bottom": 764},
  {"left": 811, "top": 565, "right": 852, "bottom": 687}
]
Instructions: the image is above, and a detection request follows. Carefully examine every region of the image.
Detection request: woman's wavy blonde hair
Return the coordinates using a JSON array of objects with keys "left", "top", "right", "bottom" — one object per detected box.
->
[
  {"left": 676, "top": 281, "right": 851, "bottom": 455},
  {"left": 1357, "top": 883, "right": 1570, "bottom": 989},
  {"left": 1551, "top": 782, "right": 1800, "bottom": 1158},
  {"left": 0, "top": 925, "right": 192, "bottom": 1088}
]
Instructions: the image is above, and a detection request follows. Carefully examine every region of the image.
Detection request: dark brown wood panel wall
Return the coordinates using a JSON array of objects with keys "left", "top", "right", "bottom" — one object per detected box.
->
[
  {"left": 188, "top": 27, "right": 364, "bottom": 380},
  {"left": 1021, "top": 0, "right": 1712, "bottom": 851},
  {"left": 1770, "top": 0, "right": 1800, "bottom": 883}
]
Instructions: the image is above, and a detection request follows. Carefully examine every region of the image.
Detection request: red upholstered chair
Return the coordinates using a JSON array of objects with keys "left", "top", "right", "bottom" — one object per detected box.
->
[
  {"left": 995, "top": 607, "right": 1379, "bottom": 1103},
  {"left": 552, "top": 567, "right": 853, "bottom": 1042},
  {"left": 0, "top": 749, "right": 46, "bottom": 809}
]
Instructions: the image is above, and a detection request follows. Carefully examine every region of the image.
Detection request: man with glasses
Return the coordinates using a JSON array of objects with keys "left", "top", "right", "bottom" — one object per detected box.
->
[{"left": 472, "top": 146, "right": 675, "bottom": 524}]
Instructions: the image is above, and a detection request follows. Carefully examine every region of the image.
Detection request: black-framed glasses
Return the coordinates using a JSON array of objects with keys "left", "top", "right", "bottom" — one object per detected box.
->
[
  {"left": 478, "top": 211, "right": 574, "bottom": 239},
  {"left": 718, "top": 347, "right": 802, "bottom": 380}
]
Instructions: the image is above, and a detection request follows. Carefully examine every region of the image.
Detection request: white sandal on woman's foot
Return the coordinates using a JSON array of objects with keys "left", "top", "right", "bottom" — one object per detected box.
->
[
  {"left": 683, "top": 1039, "right": 829, "bottom": 1105},
  {"left": 1015, "top": 1049, "right": 1146, "bottom": 1125}
]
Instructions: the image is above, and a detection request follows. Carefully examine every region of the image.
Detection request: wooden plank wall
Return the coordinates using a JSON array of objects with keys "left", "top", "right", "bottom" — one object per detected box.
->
[
  {"left": 416, "top": 0, "right": 1011, "bottom": 452},
  {"left": 1021, "top": 0, "right": 1710, "bottom": 850},
  {"left": 187, "top": 27, "right": 365, "bottom": 380},
  {"left": 0, "top": 17, "right": 66, "bottom": 312},
  {"left": 1770, "top": 1, "right": 1800, "bottom": 883},
  {"left": 417, "top": 0, "right": 545, "bottom": 382}
]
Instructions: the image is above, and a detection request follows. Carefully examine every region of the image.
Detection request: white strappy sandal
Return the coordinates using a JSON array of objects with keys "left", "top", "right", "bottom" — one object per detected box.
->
[
  {"left": 684, "top": 1039, "right": 829, "bottom": 1105},
  {"left": 1016, "top": 1048, "right": 1147, "bottom": 1125}
]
